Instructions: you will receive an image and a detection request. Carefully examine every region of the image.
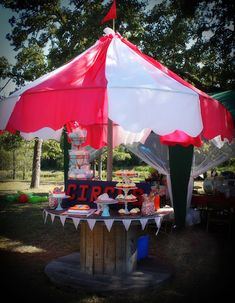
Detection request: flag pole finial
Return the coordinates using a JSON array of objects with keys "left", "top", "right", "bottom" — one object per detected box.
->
[{"left": 103, "top": 27, "right": 115, "bottom": 36}]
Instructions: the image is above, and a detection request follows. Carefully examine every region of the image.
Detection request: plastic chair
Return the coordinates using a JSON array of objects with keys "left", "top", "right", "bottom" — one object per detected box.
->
[{"left": 206, "top": 207, "right": 233, "bottom": 236}]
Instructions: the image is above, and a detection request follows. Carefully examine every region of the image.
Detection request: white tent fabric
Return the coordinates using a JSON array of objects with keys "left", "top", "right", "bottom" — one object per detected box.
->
[
  {"left": 19, "top": 125, "right": 151, "bottom": 149},
  {"left": 107, "top": 36, "right": 202, "bottom": 136},
  {"left": 126, "top": 133, "right": 173, "bottom": 204},
  {"left": 21, "top": 127, "right": 63, "bottom": 140},
  {"left": 187, "top": 140, "right": 235, "bottom": 206},
  {"left": 125, "top": 132, "right": 235, "bottom": 209}
]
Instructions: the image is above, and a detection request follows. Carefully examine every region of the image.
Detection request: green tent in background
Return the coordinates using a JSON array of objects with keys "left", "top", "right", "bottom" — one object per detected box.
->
[
  {"left": 211, "top": 90, "right": 235, "bottom": 125},
  {"left": 155, "top": 90, "right": 235, "bottom": 228}
]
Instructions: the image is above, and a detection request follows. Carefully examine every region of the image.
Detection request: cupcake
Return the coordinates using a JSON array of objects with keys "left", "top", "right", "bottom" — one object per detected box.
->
[
  {"left": 116, "top": 194, "right": 125, "bottom": 200},
  {"left": 116, "top": 181, "right": 124, "bottom": 188},
  {"left": 126, "top": 194, "right": 137, "bottom": 202},
  {"left": 130, "top": 208, "right": 140, "bottom": 215},
  {"left": 118, "top": 208, "right": 126, "bottom": 215}
]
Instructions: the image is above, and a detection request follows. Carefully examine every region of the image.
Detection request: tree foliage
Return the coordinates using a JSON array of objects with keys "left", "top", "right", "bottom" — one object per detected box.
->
[
  {"left": 0, "top": 56, "right": 11, "bottom": 79},
  {"left": 101, "top": 145, "right": 143, "bottom": 168},
  {"left": 13, "top": 44, "right": 48, "bottom": 86},
  {"left": 41, "top": 139, "right": 64, "bottom": 170},
  {"left": 143, "top": 0, "right": 234, "bottom": 91},
  {"left": 42, "top": 140, "right": 62, "bottom": 160},
  {"left": 1, "top": 0, "right": 147, "bottom": 69},
  {"left": 0, "top": 56, "right": 14, "bottom": 96},
  {"left": 0, "top": 131, "right": 23, "bottom": 150},
  {"left": 0, "top": 132, "right": 33, "bottom": 178}
]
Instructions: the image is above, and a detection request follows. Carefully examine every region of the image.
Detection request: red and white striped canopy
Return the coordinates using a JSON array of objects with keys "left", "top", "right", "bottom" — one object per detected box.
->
[{"left": 0, "top": 28, "right": 233, "bottom": 148}]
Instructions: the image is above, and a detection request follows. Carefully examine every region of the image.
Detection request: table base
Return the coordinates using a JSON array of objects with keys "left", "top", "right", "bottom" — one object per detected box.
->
[
  {"left": 44, "top": 252, "right": 172, "bottom": 293},
  {"left": 80, "top": 222, "right": 139, "bottom": 275}
]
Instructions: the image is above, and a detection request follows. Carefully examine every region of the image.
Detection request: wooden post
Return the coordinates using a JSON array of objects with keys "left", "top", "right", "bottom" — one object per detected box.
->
[
  {"left": 106, "top": 14, "right": 116, "bottom": 182},
  {"left": 107, "top": 118, "right": 113, "bottom": 181},
  {"left": 98, "top": 155, "right": 102, "bottom": 180},
  {"left": 63, "top": 127, "right": 70, "bottom": 191},
  {"left": 30, "top": 138, "right": 42, "bottom": 188}
]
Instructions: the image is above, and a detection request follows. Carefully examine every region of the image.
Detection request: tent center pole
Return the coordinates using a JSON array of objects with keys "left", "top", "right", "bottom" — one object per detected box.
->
[{"left": 107, "top": 118, "right": 113, "bottom": 181}]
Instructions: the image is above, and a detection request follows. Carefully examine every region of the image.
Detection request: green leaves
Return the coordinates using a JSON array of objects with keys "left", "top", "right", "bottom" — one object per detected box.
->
[
  {"left": 41, "top": 140, "right": 62, "bottom": 160},
  {"left": 143, "top": 0, "right": 234, "bottom": 91},
  {"left": 1, "top": 0, "right": 234, "bottom": 94},
  {"left": 0, "top": 132, "right": 23, "bottom": 150},
  {"left": 12, "top": 45, "right": 48, "bottom": 85},
  {"left": 0, "top": 56, "right": 11, "bottom": 79}
]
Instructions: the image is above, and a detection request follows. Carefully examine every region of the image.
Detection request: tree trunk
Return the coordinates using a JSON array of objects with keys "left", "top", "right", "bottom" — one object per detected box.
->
[
  {"left": 12, "top": 149, "right": 16, "bottom": 179},
  {"left": 30, "top": 138, "right": 43, "bottom": 188},
  {"left": 98, "top": 155, "right": 102, "bottom": 180},
  {"left": 22, "top": 159, "right": 26, "bottom": 180},
  {"left": 63, "top": 127, "right": 70, "bottom": 191},
  {"left": 93, "top": 161, "right": 96, "bottom": 178}
]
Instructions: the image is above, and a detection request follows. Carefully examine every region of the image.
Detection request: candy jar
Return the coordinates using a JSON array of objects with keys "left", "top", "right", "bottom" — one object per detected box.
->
[
  {"left": 141, "top": 194, "right": 155, "bottom": 216},
  {"left": 48, "top": 194, "right": 58, "bottom": 209}
]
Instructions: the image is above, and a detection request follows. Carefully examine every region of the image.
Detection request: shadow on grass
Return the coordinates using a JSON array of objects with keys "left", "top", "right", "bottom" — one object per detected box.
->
[{"left": 0, "top": 199, "right": 235, "bottom": 303}]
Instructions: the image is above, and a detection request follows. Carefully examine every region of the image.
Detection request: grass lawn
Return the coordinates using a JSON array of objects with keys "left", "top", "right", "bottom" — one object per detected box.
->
[
  {"left": 0, "top": 170, "right": 65, "bottom": 195},
  {"left": 0, "top": 180, "right": 234, "bottom": 302}
]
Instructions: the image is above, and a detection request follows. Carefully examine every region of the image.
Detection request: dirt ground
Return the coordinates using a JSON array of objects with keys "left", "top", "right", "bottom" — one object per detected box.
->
[
  {"left": 0, "top": 180, "right": 234, "bottom": 303},
  {"left": 0, "top": 200, "right": 234, "bottom": 303}
]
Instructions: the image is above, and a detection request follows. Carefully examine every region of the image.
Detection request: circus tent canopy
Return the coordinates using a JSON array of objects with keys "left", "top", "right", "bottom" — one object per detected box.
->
[
  {"left": 0, "top": 28, "right": 234, "bottom": 227},
  {"left": 0, "top": 28, "right": 233, "bottom": 149}
]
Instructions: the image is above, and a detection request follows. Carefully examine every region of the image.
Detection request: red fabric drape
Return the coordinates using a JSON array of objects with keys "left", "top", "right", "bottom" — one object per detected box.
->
[
  {"left": 121, "top": 36, "right": 234, "bottom": 145},
  {"left": 101, "top": 0, "right": 117, "bottom": 24}
]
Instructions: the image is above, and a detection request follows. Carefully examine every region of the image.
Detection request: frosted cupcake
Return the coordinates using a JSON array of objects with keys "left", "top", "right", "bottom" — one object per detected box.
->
[{"left": 118, "top": 208, "right": 126, "bottom": 215}]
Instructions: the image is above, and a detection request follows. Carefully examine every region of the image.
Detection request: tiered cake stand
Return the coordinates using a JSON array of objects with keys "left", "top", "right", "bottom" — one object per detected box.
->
[
  {"left": 51, "top": 193, "right": 70, "bottom": 211},
  {"left": 115, "top": 187, "right": 137, "bottom": 214},
  {"left": 94, "top": 199, "right": 118, "bottom": 217},
  {"left": 68, "top": 126, "right": 93, "bottom": 180},
  {"left": 115, "top": 170, "right": 138, "bottom": 215}
]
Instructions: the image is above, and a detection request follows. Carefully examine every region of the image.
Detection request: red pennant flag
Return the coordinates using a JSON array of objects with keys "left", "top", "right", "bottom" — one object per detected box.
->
[{"left": 101, "top": 0, "right": 117, "bottom": 24}]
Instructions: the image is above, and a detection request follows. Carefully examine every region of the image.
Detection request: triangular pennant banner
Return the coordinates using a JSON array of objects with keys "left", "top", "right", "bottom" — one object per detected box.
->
[
  {"left": 155, "top": 216, "right": 163, "bottom": 236},
  {"left": 140, "top": 218, "right": 149, "bottom": 230},
  {"left": 60, "top": 215, "right": 67, "bottom": 226},
  {"left": 155, "top": 216, "right": 162, "bottom": 229},
  {"left": 122, "top": 219, "right": 132, "bottom": 231},
  {"left": 104, "top": 219, "right": 114, "bottom": 232},
  {"left": 43, "top": 210, "right": 48, "bottom": 224},
  {"left": 50, "top": 213, "right": 55, "bottom": 223},
  {"left": 155, "top": 228, "right": 160, "bottom": 236},
  {"left": 72, "top": 217, "right": 80, "bottom": 229},
  {"left": 87, "top": 219, "right": 96, "bottom": 230}
]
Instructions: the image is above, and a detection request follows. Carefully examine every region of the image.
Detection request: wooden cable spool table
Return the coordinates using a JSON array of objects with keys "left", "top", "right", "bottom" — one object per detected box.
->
[{"left": 43, "top": 207, "right": 173, "bottom": 292}]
